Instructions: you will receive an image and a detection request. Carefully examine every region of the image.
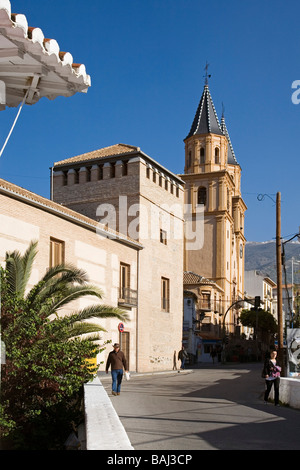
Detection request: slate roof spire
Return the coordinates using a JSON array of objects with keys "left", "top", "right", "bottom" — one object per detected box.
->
[
  {"left": 185, "top": 77, "right": 239, "bottom": 165},
  {"left": 185, "top": 83, "right": 223, "bottom": 139},
  {"left": 220, "top": 109, "right": 239, "bottom": 166}
]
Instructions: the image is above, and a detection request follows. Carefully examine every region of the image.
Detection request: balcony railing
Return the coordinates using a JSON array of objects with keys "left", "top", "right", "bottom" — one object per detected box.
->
[
  {"left": 118, "top": 287, "right": 138, "bottom": 307},
  {"left": 198, "top": 300, "right": 211, "bottom": 311}
]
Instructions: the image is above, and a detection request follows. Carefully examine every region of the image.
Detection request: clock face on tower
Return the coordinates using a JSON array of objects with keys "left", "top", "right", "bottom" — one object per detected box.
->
[{"left": 240, "top": 244, "right": 243, "bottom": 258}]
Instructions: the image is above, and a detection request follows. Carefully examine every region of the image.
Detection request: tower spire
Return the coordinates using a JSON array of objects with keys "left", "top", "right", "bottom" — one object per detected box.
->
[
  {"left": 220, "top": 107, "right": 238, "bottom": 165},
  {"left": 185, "top": 76, "right": 222, "bottom": 139},
  {"left": 204, "top": 61, "right": 211, "bottom": 86}
]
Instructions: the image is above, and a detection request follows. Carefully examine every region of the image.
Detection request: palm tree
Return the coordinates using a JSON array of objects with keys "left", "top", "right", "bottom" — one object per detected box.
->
[
  {"left": 4, "top": 240, "right": 129, "bottom": 339},
  {"left": 1, "top": 240, "right": 130, "bottom": 448}
]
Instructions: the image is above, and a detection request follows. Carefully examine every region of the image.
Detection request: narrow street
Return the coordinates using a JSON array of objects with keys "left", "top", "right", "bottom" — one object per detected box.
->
[{"left": 101, "top": 363, "right": 300, "bottom": 450}]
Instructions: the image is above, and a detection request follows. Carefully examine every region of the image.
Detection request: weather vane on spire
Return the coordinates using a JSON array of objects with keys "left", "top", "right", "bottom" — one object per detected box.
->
[{"left": 204, "top": 61, "right": 211, "bottom": 85}]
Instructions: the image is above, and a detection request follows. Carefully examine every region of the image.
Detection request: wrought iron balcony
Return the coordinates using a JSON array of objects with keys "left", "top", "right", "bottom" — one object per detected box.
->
[
  {"left": 118, "top": 287, "right": 138, "bottom": 307},
  {"left": 198, "top": 300, "right": 211, "bottom": 311}
]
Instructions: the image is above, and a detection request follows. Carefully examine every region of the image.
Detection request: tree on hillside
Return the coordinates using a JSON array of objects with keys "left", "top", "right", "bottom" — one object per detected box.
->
[{"left": 0, "top": 241, "right": 129, "bottom": 449}]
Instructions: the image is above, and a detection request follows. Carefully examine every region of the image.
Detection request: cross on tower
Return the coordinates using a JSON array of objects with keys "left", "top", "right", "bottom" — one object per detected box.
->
[{"left": 204, "top": 62, "right": 211, "bottom": 85}]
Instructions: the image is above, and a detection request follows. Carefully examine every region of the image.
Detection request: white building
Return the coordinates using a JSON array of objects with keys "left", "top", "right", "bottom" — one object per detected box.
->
[{"left": 244, "top": 270, "right": 276, "bottom": 314}]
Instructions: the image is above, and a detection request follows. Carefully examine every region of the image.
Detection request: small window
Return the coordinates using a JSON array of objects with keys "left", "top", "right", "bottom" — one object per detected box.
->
[
  {"left": 202, "top": 292, "right": 211, "bottom": 310},
  {"left": 86, "top": 166, "right": 91, "bottom": 182},
  {"left": 146, "top": 167, "right": 150, "bottom": 179},
  {"left": 111, "top": 162, "right": 115, "bottom": 178},
  {"left": 49, "top": 237, "right": 65, "bottom": 268},
  {"left": 215, "top": 147, "right": 220, "bottom": 164},
  {"left": 200, "top": 147, "right": 205, "bottom": 164},
  {"left": 161, "top": 277, "right": 170, "bottom": 312},
  {"left": 63, "top": 171, "right": 68, "bottom": 186},
  {"left": 74, "top": 169, "right": 79, "bottom": 184},
  {"left": 120, "top": 263, "right": 130, "bottom": 299},
  {"left": 197, "top": 187, "right": 207, "bottom": 205},
  {"left": 123, "top": 160, "right": 128, "bottom": 176},
  {"left": 160, "top": 229, "right": 167, "bottom": 245}
]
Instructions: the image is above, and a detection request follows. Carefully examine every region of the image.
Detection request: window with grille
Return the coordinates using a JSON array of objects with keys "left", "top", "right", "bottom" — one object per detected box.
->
[
  {"left": 120, "top": 263, "right": 130, "bottom": 299},
  {"left": 161, "top": 277, "right": 170, "bottom": 312}
]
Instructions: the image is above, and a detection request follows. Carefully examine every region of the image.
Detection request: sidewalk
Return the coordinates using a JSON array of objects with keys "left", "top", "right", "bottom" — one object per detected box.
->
[{"left": 98, "top": 368, "right": 193, "bottom": 381}]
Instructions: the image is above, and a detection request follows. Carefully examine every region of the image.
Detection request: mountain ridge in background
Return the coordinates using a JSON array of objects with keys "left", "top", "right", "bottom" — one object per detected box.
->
[{"left": 245, "top": 240, "right": 300, "bottom": 285}]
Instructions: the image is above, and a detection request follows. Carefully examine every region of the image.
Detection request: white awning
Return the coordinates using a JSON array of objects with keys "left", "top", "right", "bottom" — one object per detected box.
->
[{"left": 0, "top": 0, "right": 91, "bottom": 110}]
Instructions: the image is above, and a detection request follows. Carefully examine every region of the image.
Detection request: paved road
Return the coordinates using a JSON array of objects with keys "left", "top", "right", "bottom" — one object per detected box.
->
[{"left": 101, "top": 363, "right": 300, "bottom": 450}]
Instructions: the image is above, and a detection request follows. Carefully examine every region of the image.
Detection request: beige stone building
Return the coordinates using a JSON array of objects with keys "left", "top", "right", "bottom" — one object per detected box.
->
[
  {"left": 0, "top": 141, "right": 185, "bottom": 373},
  {"left": 0, "top": 178, "right": 144, "bottom": 370},
  {"left": 51, "top": 144, "right": 185, "bottom": 371},
  {"left": 180, "top": 83, "right": 247, "bottom": 335}
]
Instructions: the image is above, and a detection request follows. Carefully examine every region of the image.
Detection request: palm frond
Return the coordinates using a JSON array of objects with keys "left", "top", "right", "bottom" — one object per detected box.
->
[
  {"left": 5, "top": 240, "right": 38, "bottom": 296},
  {"left": 26, "top": 264, "right": 94, "bottom": 307},
  {"left": 40, "top": 263, "right": 89, "bottom": 286},
  {"left": 44, "top": 285, "right": 105, "bottom": 317},
  {"left": 66, "top": 322, "right": 106, "bottom": 338},
  {"left": 66, "top": 304, "right": 130, "bottom": 324},
  {"left": 21, "top": 240, "right": 38, "bottom": 294}
]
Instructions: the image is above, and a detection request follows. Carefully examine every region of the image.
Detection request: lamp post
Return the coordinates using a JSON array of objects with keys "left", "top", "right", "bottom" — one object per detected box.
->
[
  {"left": 276, "top": 192, "right": 284, "bottom": 375},
  {"left": 257, "top": 192, "right": 284, "bottom": 374}
]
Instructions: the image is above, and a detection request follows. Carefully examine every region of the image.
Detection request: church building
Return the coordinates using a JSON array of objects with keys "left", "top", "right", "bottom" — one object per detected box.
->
[{"left": 180, "top": 80, "right": 247, "bottom": 340}]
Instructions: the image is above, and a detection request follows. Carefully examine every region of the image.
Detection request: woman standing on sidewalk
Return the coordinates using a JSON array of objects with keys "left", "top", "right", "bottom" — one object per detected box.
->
[{"left": 262, "top": 350, "right": 281, "bottom": 406}]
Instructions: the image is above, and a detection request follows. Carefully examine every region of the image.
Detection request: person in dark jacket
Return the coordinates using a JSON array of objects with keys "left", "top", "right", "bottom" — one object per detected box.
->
[
  {"left": 262, "top": 350, "right": 281, "bottom": 406},
  {"left": 178, "top": 346, "right": 188, "bottom": 370},
  {"left": 106, "top": 343, "right": 128, "bottom": 395}
]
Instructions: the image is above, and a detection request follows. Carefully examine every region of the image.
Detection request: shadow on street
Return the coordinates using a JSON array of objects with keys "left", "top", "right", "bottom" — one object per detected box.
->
[{"left": 102, "top": 363, "right": 300, "bottom": 450}]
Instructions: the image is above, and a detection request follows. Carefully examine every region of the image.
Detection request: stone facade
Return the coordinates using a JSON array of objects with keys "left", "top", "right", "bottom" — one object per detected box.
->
[
  {"left": 52, "top": 144, "right": 185, "bottom": 372},
  {"left": 0, "top": 178, "right": 141, "bottom": 371}
]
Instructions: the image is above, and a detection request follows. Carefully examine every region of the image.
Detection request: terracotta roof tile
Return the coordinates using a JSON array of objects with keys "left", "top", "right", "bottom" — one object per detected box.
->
[
  {"left": 183, "top": 271, "right": 217, "bottom": 286},
  {"left": 54, "top": 144, "right": 139, "bottom": 166}
]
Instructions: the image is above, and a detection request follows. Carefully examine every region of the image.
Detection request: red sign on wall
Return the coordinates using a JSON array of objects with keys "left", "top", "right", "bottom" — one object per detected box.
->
[{"left": 118, "top": 322, "right": 125, "bottom": 333}]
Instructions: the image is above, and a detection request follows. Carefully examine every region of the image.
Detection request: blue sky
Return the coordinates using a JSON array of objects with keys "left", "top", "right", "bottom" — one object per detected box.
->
[{"left": 0, "top": 0, "right": 299, "bottom": 243}]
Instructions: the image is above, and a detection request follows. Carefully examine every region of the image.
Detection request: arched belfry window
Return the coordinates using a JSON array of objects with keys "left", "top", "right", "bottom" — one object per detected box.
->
[
  {"left": 188, "top": 151, "right": 192, "bottom": 168},
  {"left": 200, "top": 147, "right": 205, "bottom": 164},
  {"left": 215, "top": 147, "right": 220, "bottom": 164},
  {"left": 197, "top": 186, "right": 207, "bottom": 205}
]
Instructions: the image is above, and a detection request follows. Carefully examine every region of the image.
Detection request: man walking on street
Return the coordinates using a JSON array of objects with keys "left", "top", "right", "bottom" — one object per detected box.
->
[
  {"left": 178, "top": 346, "right": 188, "bottom": 370},
  {"left": 106, "top": 343, "right": 128, "bottom": 395}
]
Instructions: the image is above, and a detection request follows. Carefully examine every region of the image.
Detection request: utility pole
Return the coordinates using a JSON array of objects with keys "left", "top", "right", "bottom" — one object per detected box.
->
[{"left": 276, "top": 192, "right": 284, "bottom": 375}]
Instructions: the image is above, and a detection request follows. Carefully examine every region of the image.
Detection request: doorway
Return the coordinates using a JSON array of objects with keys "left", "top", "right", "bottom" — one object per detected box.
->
[{"left": 119, "top": 331, "right": 130, "bottom": 369}]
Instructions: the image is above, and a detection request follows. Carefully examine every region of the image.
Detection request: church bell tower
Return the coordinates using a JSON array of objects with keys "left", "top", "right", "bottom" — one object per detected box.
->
[{"left": 180, "top": 75, "right": 247, "bottom": 332}]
